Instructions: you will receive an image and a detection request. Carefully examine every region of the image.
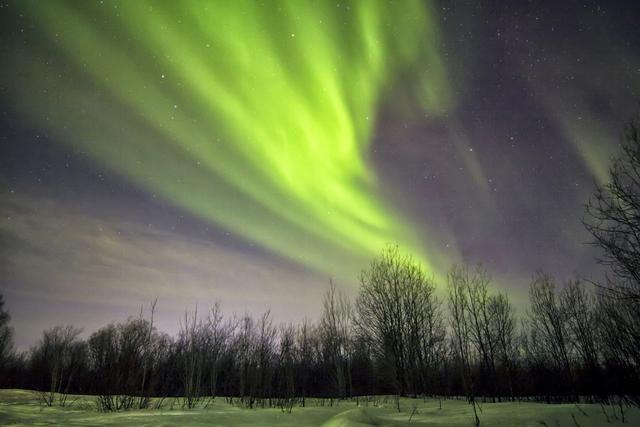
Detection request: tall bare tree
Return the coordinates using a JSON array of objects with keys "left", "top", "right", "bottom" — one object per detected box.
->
[
  {"left": 320, "top": 280, "right": 353, "bottom": 399},
  {"left": 277, "top": 323, "right": 296, "bottom": 412},
  {"left": 204, "top": 301, "right": 229, "bottom": 400},
  {"left": 357, "top": 245, "right": 441, "bottom": 397},
  {"left": 0, "top": 293, "right": 13, "bottom": 373},
  {"left": 464, "top": 265, "right": 499, "bottom": 400},
  {"left": 561, "top": 280, "right": 603, "bottom": 399},
  {"left": 179, "top": 308, "right": 205, "bottom": 408},
  {"left": 255, "top": 311, "right": 276, "bottom": 406},
  {"left": 32, "top": 325, "right": 85, "bottom": 406},
  {"left": 583, "top": 117, "right": 640, "bottom": 400},
  {"left": 528, "top": 273, "right": 575, "bottom": 400},
  {"left": 488, "top": 293, "right": 517, "bottom": 399},
  {"left": 136, "top": 299, "right": 157, "bottom": 409},
  {"left": 596, "top": 290, "right": 640, "bottom": 391},
  {"left": 296, "top": 318, "right": 314, "bottom": 406},
  {"left": 584, "top": 117, "right": 640, "bottom": 300},
  {"left": 447, "top": 265, "right": 479, "bottom": 425},
  {"left": 561, "top": 281, "right": 599, "bottom": 370}
]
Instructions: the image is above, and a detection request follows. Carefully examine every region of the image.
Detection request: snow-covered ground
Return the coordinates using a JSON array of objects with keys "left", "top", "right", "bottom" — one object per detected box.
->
[{"left": 1, "top": 389, "right": 638, "bottom": 426}]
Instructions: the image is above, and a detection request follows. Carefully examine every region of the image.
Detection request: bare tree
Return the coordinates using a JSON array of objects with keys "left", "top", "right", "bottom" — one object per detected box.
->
[
  {"left": 205, "top": 301, "right": 228, "bottom": 400},
  {"left": 560, "top": 280, "right": 604, "bottom": 401},
  {"left": 277, "top": 323, "right": 296, "bottom": 412},
  {"left": 88, "top": 324, "right": 120, "bottom": 410},
  {"left": 296, "top": 318, "right": 314, "bottom": 406},
  {"left": 561, "top": 281, "right": 599, "bottom": 370},
  {"left": 320, "top": 280, "right": 353, "bottom": 399},
  {"left": 464, "top": 265, "right": 499, "bottom": 401},
  {"left": 255, "top": 311, "right": 276, "bottom": 406},
  {"left": 596, "top": 291, "right": 640, "bottom": 393},
  {"left": 179, "top": 307, "right": 205, "bottom": 409},
  {"left": 447, "top": 265, "right": 479, "bottom": 425},
  {"left": 357, "top": 245, "right": 440, "bottom": 397},
  {"left": 584, "top": 117, "right": 640, "bottom": 300},
  {"left": 136, "top": 299, "right": 157, "bottom": 409},
  {"left": 235, "top": 313, "right": 256, "bottom": 407},
  {"left": 32, "top": 325, "right": 84, "bottom": 406},
  {"left": 0, "top": 293, "right": 13, "bottom": 374},
  {"left": 88, "top": 318, "right": 158, "bottom": 411},
  {"left": 488, "top": 293, "right": 517, "bottom": 399},
  {"left": 416, "top": 284, "right": 446, "bottom": 397},
  {"left": 583, "top": 116, "right": 640, "bottom": 403},
  {"left": 528, "top": 273, "right": 575, "bottom": 400}
]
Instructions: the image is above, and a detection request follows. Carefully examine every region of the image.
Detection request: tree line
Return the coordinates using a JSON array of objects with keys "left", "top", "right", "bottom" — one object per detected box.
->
[
  {"left": 0, "top": 117, "right": 639, "bottom": 410},
  {"left": 0, "top": 251, "right": 638, "bottom": 409}
]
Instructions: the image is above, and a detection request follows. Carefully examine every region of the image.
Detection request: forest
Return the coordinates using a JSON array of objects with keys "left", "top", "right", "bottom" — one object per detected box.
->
[{"left": 1, "top": 120, "right": 640, "bottom": 413}]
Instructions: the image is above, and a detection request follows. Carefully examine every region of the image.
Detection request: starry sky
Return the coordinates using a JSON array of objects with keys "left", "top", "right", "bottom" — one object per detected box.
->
[{"left": 1, "top": 0, "right": 639, "bottom": 349}]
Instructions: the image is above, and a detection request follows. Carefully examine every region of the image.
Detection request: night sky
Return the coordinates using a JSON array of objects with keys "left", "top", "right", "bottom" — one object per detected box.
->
[{"left": 1, "top": 0, "right": 639, "bottom": 349}]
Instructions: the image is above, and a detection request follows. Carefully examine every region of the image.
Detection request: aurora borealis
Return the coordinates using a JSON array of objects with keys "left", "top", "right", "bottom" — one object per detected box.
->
[
  {"left": 1, "top": 1, "right": 640, "bottom": 347},
  {"left": 6, "top": 0, "right": 454, "bottom": 277}
]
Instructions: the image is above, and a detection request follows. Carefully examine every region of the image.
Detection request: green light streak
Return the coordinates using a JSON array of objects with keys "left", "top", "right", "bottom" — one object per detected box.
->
[
  {"left": 8, "top": 0, "right": 453, "bottom": 280},
  {"left": 538, "top": 88, "right": 616, "bottom": 185}
]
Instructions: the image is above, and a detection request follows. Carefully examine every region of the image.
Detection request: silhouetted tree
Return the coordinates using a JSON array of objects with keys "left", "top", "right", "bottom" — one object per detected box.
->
[
  {"left": 585, "top": 116, "right": 640, "bottom": 300},
  {"left": 319, "top": 280, "right": 353, "bottom": 399},
  {"left": 357, "top": 245, "right": 442, "bottom": 397},
  {"left": 528, "top": 273, "right": 575, "bottom": 401},
  {"left": 276, "top": 323, "right": 296, "bottom": 412},
  {"left": 295, "top": 318, "right": 314, "bottom": 405},
  {"left": 31, "top": 325, "right": 85, "bottom": 406},
  {"left": 561, "top": 280, "right": 601, "bottom": 399},
  {"left": 447, "top": 264, "right": 479, "bottom": 424},
  {"left": 0, "top": 293, "right": 13, "bottom": 375},
  {"left": 88, "top": 312, "right": 161, "bottom": 411},
  {"left": 488, "top": 293, "right": 517, "bottom": 399},
  {"left": 205, "top": 301, "right": 228, "bottom": 400},
  {"left": 596, "top": 290, "right": 640, "bottom": 400},
  {"left": 464, "top": 265, "right": 500, "bottom": 401},
  {"left": 582, "top": 116, "right": 640, "bottom": 404},
  {"left": 235, "top": 313, "right": 256, "bottom": 406},
  {"left": 178, "top": 308, "right": 205, "bottom": 409}
]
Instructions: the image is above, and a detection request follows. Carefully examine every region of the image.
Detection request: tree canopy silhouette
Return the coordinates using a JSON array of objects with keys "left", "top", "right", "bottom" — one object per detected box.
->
[{"left": 585, "top": 116, "right": 640, "bottom": 300}]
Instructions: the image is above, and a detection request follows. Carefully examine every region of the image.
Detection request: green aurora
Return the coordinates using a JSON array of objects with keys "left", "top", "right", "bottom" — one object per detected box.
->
[{"left": 6, "top": 0, "right": 455, "bottom": 279}]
